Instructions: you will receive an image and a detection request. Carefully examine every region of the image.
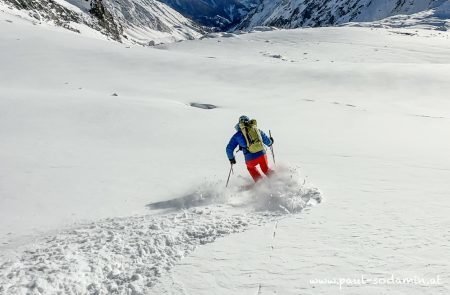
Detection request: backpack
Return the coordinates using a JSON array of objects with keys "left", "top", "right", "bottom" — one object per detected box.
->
[{"left": 239, "top": 119, "right": 264, "bottom": 153}]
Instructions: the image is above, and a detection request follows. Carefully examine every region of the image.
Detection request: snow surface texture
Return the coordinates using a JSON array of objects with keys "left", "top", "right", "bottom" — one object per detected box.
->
[
  {"left": 1, "top": 9, "right": 450, "bottom": 295},
  {"left": 0, "top": 168, "right": 321, "bottom": 294},
  {"left": 237, "top": 0, "right": 449, "bottom": 30}
]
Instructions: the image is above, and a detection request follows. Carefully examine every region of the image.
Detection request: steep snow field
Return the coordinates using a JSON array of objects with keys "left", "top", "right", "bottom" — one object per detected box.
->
[{"left": 1, "top": 9, "right": 450, "bottom": 294}]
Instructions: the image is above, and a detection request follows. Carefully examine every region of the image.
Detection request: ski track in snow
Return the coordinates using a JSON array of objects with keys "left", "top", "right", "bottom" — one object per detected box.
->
[{"left": 0, "top": 168, "right": 322, "bottom": 294}]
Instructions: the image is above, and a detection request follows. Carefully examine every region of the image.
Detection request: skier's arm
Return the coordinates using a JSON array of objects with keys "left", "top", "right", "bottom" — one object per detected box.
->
[
  {"left": 226, "top": 135, "right": 238, "bottom": 160},
  {"left": 260, "top": 130, "right": 273, "bottom": 147}
]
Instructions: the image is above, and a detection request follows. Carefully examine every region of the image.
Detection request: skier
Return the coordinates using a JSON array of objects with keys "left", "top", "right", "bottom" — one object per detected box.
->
[{"left": 226, "top": 115, "right": 274, "bottom": 182}]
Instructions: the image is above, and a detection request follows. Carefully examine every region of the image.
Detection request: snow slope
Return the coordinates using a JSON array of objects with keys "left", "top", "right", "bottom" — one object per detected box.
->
[
  {"left": 1, "top": 9, "right": 450, "bottom": 294},
  {"left": 1, "top": 168, "right": 321, "bottom": 293}
]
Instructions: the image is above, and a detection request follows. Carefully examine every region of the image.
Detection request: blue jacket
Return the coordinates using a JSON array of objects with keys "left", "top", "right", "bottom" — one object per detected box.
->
[{"left": 226, "top": 127, "right": 272, "bottom": 162}]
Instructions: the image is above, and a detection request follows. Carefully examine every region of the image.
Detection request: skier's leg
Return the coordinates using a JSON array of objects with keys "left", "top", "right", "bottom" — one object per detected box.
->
[
  {"left": 246, "top": 159, "right": 262, "bottom": 182},
  {"left": 258, "top": 154, "right": 273, "bottom": 176}
]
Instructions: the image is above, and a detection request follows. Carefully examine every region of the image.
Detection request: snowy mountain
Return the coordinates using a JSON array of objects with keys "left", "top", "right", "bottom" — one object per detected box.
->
[
  {"left": 345, "top": 1, "right": 450, "bottom": 31},
  {"left": 157, "top": 0, "right": 261, "bottom": 30},
  {"left": 236, "top": 0, "right": 449, "bottom": 30},
  {"left": 1, "top": 4, "right": 450, "bottom": 294},
  {"left": 0, "top": 0, "right": 204, "bottom": 44}
]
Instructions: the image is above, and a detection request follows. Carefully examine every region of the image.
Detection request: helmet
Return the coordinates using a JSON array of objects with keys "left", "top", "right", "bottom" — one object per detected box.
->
[{"left": 239, "top": 115, "right": 250, "bottom": 124}]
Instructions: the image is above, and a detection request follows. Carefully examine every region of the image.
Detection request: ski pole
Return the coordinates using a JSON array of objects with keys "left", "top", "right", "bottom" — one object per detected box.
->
[
  {"left": 225, "top": 148, "right": 240, "bottom": 187},
  {"left": 225, "top": 164, "right": 234, "bottom": 187},
  {"left": 269, "top": 130, "right": 276, "bottom": 165}
]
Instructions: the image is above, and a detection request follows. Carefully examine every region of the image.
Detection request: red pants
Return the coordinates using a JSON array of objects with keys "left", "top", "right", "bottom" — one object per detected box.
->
[{"left": 246, "top": 154, "right": 271, "bottom": 182}]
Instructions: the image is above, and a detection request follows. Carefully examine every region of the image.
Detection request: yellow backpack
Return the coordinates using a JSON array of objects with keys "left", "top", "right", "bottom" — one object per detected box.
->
[{"left": 239, "top": 119, "right": 264, "bottom": 153}]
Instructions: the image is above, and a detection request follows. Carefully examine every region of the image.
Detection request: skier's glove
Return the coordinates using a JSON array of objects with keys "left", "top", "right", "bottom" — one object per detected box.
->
[
  {"left": 269, "top": 137, "right": 274, "bottom": 146},
  {"left": 230, "top": 158, "right": 236, "bottom": 165}
]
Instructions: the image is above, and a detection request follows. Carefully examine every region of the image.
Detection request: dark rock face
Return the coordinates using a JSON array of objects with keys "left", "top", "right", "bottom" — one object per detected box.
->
[{"left": 89, "top": 0, "right": 123, "bottom": 40}]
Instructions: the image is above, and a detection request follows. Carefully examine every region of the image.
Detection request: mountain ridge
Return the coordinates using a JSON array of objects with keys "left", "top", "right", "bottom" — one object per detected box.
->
[
  {"left": 236, "top": 0, "right": 448, "bottom": 30},
  {"left": 0, "top": 0, "right": 204, "bottom": 44},
  {"left": 1, "top": 0, "right": 448, "bottom": 45}
]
